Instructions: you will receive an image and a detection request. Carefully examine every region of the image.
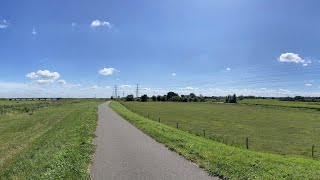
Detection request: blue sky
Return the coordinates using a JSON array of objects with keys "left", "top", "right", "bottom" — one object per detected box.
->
[{"left": 1, "top": 0, "right": 320, "bottom": 98}]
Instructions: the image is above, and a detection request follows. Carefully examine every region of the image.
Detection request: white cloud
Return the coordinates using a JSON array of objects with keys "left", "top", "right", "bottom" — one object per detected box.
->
[
  {"left": 120, "top": 85, "right": 131, "bottom": 89},
  {"left": 91, "top": 85, "right": 101, "bottom": 89},
  {"left": 305, "top": 83, "right": 312, "bottom": 86},
  {"left": 57, "top": 79, "right": 66, "bottom": 85},
  {"left": 34, "top": 79, "right": 54, "bottom": 84},
  {"left": 91, "top": 20, "right": 112, "bottom": 29},
  {"left": 184, "top": 87, "right": 197, "bottom": 90},
  {"left": 278, "top": 53, "right": 311, "bottom": 66},
  {"left": 80, "top": 85, "right": 104, "bottom": 91},
  {"left": 0, "top": 19, "right": 8, "bottom": 29},
  {"left": 226, "top": 68, "right": 231, "bottom": 71},
  {"left": 99, "top": 68, "right": 117, "bottom": 75},
  {"left": 26, "top": 70, "right": 60, "bottom": 80},
  {"left": 32, "top": 28, "right": 37, "bottom": 35},
  {"left": 172, "top": 73, "right": 176, "bottom": 76},
  {"left": 66, "top": 84, "right": 81, "bottom": 88},
  {"left": 71, "top": 22, "right": 77, "bottom": 27}
]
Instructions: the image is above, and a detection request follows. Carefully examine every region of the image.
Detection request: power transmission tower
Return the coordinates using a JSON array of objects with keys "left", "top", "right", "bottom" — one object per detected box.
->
[
  {"left": 114, "top": 85, "right": 118, "bottom": 99},
  {"left": 135, "top": 84, "right": 140, "bottom": 98}
]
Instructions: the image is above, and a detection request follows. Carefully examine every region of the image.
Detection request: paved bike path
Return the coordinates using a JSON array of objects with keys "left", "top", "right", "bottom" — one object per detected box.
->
[{"left": 90, "top": 102, "right": 217, "bottom": 180}]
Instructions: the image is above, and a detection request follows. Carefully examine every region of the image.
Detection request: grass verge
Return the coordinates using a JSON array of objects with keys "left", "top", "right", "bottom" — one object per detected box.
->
[
  {"left": 110, "top": 101, "right": 320, "bottom": 179},
  {"left": 0, "top": 100, "right": 103, "bottom": 179}
]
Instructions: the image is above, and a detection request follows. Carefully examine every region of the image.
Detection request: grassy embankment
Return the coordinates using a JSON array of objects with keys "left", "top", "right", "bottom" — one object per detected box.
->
[
  {"left": 122, "top": 101, "right": 320, "bottom": 158},
  {"left": 110, "top": 101, "right": 320, "bottom": 179},
  {"left": 0, "top": 99, "right": 104, "bottom": 179}
]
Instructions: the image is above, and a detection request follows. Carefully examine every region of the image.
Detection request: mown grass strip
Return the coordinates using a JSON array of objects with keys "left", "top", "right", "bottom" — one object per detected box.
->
[{"left": 110, "top": 101, "right": 320, "bottom": 179}]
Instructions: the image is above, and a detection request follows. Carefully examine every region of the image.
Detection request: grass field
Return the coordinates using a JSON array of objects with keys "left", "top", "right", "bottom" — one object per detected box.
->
[
  {"left": 239, "top": 99, "right": 320, "bottom": 110},
  {"left": 122, "top": 101, "right": 320, "bottom": 158},
  {"left": 110, "top": 101, "right": 320, "bottom": 179},
  {"left": 0, "top": 99, "right": 104, "bottom": 179}
]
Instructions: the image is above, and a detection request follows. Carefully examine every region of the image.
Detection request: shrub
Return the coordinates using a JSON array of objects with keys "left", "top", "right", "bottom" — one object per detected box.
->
[
  {"left": 151, "top": 95, "right": 157, "bottom": 101},
  {"left": 125, "top": 95, "right": 134, "bottom": 101},
  {"left": 171, "top": 96, "right": 181, "bottom": 102},
  {"left": 141, "top": 94, "right": 148, "bottom": 102}
]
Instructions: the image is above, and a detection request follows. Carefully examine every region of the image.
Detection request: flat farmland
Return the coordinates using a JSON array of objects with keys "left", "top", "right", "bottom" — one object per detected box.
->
[
  {"left": 123, "top": 101, "right": 320, "bottom": 158},
  {"left": 239, "top": 99, "right": 320, "bottom": 109}
]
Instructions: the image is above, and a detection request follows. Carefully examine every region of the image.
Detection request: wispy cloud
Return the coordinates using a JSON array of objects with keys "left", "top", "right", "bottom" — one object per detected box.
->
[
  {"left": 305, "top": 83, "right": 312, "bottom": 86},
  {"left": 91, "top": 20, "right": 112, "bottom": 29},
  {"left": 172, "top": 73, "right": 176, "bottom": 76},
  {"left": 32, "top": 28, "right": 37, "bottom": 35},
  {"left": 34, "top": 79, "right": 54, "bottom": 84},
  {"left": 57, "top": 79, "right": 66, "bottom": 85},
  {"left": 226, "top": 68, "right": 231, "bottom": 71},
  {"left": 0, "top": 19, "right": 8, "bottom": 29}
]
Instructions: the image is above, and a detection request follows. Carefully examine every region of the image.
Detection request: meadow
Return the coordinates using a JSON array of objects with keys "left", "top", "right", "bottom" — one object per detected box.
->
[
  {"left": 0, "top": 99, "right": 104, "bottom": 179},
  {"left": 111, "top": 101, "right": 320, "bottom": 179},
  {"left": 122, "top": 100, "right": 320, "bottom": 158},
  {"left": 239, "top": 99, "right": 320, "bottom": 110}
]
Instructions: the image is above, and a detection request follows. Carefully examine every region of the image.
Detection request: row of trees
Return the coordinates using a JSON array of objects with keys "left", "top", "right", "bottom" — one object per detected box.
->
[
  {"left": 125, "top": 92, "right": 215, "bottom": 102},
  {"left": 123, "top": 93, "right": 320, "bottom": 103}
]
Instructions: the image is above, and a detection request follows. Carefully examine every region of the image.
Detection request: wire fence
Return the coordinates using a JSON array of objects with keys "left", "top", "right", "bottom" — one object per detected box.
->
[{"left": 119, "top": 102, "right": 318, "bottom": 159}]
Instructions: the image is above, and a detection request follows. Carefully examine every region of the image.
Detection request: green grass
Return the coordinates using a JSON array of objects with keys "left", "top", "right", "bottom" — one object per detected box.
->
[
  {"left": 122, "top": 101, "right": 320, "bottom": 158},
  {"left": 110, "top": 101, "right": 320, "bottom": 179},
  {"left": 0, "top": 100, "right": 41, "bottom": 105},
  {"left": 0, "top": 99, "right": 104, "bottom": 179},
  {"left": 239, "top": 99, "right": 320, "bottom": 110}
]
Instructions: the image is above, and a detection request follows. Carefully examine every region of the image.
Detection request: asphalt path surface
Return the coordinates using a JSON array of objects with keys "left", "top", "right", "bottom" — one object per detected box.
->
[{"left": 90, "top": 102, "right": 218, "bottom": 180}]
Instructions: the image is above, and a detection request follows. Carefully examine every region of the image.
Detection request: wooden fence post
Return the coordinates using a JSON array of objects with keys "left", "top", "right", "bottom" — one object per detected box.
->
[
  {"left": 158, "top": 118, "right": 160, "bottom": 123},
  {"left": 246, "top": 137, "right": 249, "bottom": 149},
  {"left": 176, "top": 122, "right": 179, "bottom": 129},
  {"left": 203, "top": 130, "right": 206, "bottom": 137},
  {"left": 312, "top": 144, "right": 315, "bottom": 158}
]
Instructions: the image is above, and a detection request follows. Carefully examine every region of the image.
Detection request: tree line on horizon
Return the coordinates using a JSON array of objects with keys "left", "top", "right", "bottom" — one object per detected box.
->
[
  {"left": 122, "top": 91, "right": 238, "bottom": 103},
  {"left": 112, "top": 92, "right": 320, "bottom": 103}
]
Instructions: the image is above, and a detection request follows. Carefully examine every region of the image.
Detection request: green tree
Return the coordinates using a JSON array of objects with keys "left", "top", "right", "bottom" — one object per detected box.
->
[
  {"left": 167, "top": 92, "right": 179, "bottom": 100},
  {"left": 151, "top": 95, "right": 157, "bottom": 101},
  {"left": 171, "top": 96, "right": 181, "bottom": 102},
  {"left": 190, "top": 93, "right": 196, "bottom": 99},
  {"left": 156, "top": 95, "right": 161, "bottom": 101},
  {"left": 160, "top": 96, "right": 166, "bottom": 101},
  {"left": 125, "top": 94, "right": 134, "bottom": 101},
  {"left": 225, "top": 94, "right": 237, "bottom": 103},
  {"left": 141, "top": 94, "right": 148, "bottom": 102}
]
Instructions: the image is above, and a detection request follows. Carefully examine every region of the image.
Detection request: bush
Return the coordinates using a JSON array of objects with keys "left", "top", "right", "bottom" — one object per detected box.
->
[
  {"left": 125, "top": 95, "right": 134, "bottom": 101},
  {"left": 160, "top": 96, "right": 166, "bottom": 101},
  {"left": 225, "top": 94, "right": 237, "bottom": 103},
  {"left": 141, "top": 94, "right": 148, "bottom": 102},
  {"left": 151, "top": 95, "right": 157, "bottom": 101},
  {"left": 171, "top": 96, "right": 181, "bottom": 102}
]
